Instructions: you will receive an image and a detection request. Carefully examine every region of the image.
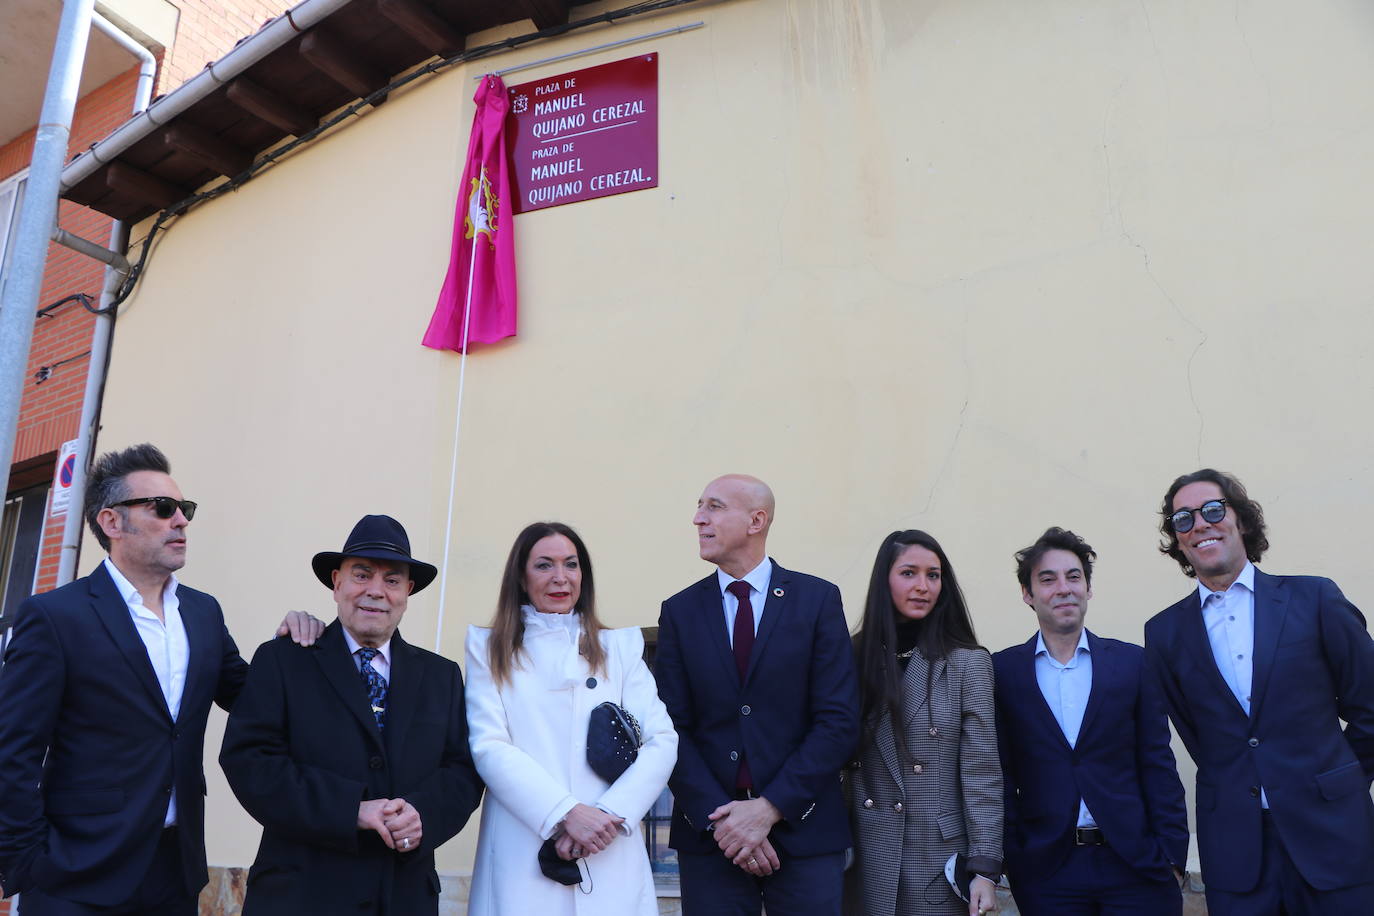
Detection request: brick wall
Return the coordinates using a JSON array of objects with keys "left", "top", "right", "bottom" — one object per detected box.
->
[{"left": 157, "top": 0, "right": 296, "bottom": 96}]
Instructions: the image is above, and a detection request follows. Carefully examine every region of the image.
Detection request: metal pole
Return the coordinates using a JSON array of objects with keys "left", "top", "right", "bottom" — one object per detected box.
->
[
  {"left": 55, "top": 14, "right": 157, "bottom": 586},
  {"left": 50, "top": 226, "right": 130, "bottom": 273},
  {"left": 54, "top": 223, "right": 127, "bottom": 585},
  {"left": 0, "top": 0, "right": 98, "bottom": 487}
]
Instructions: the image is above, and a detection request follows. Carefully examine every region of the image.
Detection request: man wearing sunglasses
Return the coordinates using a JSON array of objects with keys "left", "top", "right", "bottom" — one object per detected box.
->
[
  {"left": 0, "top": 443, "right": 323, "bottom": 915},
  {"left": 1144, "top": 469, "right": 1374, "bottom": 915}
]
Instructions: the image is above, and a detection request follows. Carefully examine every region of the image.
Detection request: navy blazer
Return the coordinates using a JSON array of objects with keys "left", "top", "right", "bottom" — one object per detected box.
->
[
  {"left": 1144, "top": 570, "right": 1374, "bottom": 893},
  {"left": 220, "top": 622, "right": 482, "bottom": 916},
  {"left": 656, "top": 561, "right": 860, "bottom": 857},
  {"left": 993, "top": 630, "right": 1187, "bottom": 888},
  {"left": 0, "top": 563, "right": 246, "bottom": 903}
]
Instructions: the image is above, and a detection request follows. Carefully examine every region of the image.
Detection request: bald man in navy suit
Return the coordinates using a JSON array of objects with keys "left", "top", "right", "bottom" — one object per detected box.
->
[{"left": 655, "top": 475, "right": 859, "bottom": 916}]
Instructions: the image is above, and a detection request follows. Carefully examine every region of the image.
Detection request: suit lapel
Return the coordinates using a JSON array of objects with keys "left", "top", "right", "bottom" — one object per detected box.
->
[
  {"left": 1077, "top": 630, "right": 1107, "bottom": 741},
  {"left": 384, "top": 630, "right": 422, "bottom": 760},
  {"left": 695, "top": 576, "right": 739, "bottom": 687},
  {"left": 1180, "top": 591, "right": 1249, "bottom": 718},
  {"left": 873, "top": 694, "right": 905, "bottom": 791},
  {"left": 744, "top": 561, "right": 786, "bottom": 684},
  {"left": 88, "top": 564, "right": 172, "bottom": 719},
  {"left": 314, "top": 622, "right": 386, "bottom": 750},
  {"left": 176, "top": 588, "right": 207, "bottom": 725},
  {"left": 1019, "top": 636, "right": 1072, "bottom": 752},
  {"left": 900, "top": 650, "right": 945, "bottom": 729},
  {"left": 1248, "top": 570, "right": 1287, "bottom": 723}
]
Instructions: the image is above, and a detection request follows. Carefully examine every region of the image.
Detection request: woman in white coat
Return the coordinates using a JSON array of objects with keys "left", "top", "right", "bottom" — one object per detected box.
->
[{"left": 466, "top": 521, "right": 678, "bottom": 916}]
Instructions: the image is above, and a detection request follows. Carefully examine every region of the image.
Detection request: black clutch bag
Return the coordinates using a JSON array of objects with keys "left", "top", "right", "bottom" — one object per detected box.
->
[
  {"left": 538, "top": 836, "right": 583, "bottom": 885},
  {"left": 944, "top": 852, "right": 972, "bottom": 902},
  {"left": 586, "top": 701, "right": 642, "bottom": 783}
]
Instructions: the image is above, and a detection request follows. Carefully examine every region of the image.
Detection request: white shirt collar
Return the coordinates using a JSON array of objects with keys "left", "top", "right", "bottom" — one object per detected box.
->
[
  {"left": 716, "top": 557, "right": 772, "bottom": 598},
  {"left": 521, "top": 603, "right": 581, "bottom": 634},
  {"left": 1195, "top": 560, "right": 1256, "bottom": 603},
  {"left": 341, "top": 625, "right": 392, "bottom": 665},
  {"left": 1034, "top": 628, "right": 1090, "bottom": 659},
  {"left": 103, "top": 556, "right": 178, "bottom": 608}
]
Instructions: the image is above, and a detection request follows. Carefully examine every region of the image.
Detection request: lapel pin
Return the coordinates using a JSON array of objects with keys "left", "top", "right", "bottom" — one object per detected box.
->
[
  {"left": 372, "top": 705, "right": 385, "bottom": 714},
  {"left": 773, "top": 588, "right": 784, "bottom": 598}
]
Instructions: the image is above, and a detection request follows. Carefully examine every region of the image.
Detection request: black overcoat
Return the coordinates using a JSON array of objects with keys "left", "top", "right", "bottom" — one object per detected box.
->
[{"left": 220, "top": 620, "right": 482, "bottom": 915}]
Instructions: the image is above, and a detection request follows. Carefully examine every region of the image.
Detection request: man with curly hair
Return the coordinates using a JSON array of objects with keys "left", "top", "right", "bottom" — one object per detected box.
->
[{"left": 1145, "top": 469, "right": 1374, "bottom": 915}]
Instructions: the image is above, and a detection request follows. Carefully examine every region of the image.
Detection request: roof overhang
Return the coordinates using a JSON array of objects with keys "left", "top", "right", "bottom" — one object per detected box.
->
[{"left": 57, "top": 0, "right": 576, "bottom": 222}]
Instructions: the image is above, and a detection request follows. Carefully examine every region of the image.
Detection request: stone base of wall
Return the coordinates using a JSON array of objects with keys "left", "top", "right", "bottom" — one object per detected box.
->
[
  {"left": 198, "top": 868, "right": 479, "bottom": 916},
  {"left": 199, "top": 867, "right": 1206, "bottom": 914}
]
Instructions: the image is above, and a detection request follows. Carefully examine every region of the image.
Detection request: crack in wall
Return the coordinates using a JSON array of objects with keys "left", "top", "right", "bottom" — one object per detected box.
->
[
  {"left": 1101, "top": 78, "right": 1209, "bottom": 464},
  {"left": 1234, "top": 0, "right": 1274, "bottom": 129},
  {"left": 920, "top": 296, "right": 970, "bottom": 514}
]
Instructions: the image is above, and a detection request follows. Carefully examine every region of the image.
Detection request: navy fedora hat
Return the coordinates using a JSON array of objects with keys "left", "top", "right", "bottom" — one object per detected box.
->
[{"left": 311, "top": 514, "right": 438, "bottom": 593}]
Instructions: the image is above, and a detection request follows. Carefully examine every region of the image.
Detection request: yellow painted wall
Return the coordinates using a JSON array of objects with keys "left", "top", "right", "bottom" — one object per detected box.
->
[{"left": 93, "top": 0, "right": 1374, "bottom": 876}]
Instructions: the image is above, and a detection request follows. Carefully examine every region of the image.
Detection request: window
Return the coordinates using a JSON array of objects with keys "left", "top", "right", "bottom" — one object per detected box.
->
[
  {"left": 0, "top": 170, "right": 28, "bottom": 298},
  {"left": 0, "top": 483, "right": 47, "bottom": 654}
]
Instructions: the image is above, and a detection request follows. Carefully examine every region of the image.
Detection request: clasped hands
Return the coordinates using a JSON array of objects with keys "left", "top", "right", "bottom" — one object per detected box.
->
[
  {"left": 708, "top": 796, "right": 782, "bottom": 877},
  {"left": 357, "top": 798, "right": 422, "bottom": 852},
  {"left": 554, "top": 803, "right": 624, "bottom": 860}
]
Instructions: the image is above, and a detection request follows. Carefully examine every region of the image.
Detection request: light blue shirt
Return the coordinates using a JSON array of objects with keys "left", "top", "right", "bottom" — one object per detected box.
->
[
  {"left": 1198, "top": 561, "right": 1267, "bottom": 807},
  {"left": 1034, "top": 629, "right": 1096, "bottom": 828},
  {"left": 716, "top": 558, "right": 771, "bottom": 647}
]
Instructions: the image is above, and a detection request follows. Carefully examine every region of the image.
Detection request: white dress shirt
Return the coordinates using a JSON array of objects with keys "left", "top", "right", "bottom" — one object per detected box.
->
[
  {"left": 341, "top": 627, "right": 393, "bottom": 684},
  {"left": 1198, "top": 561, "right": 1267, "bottom": 807},
  {"left": 104, "top": 557, "right": 188, "bottom": 827},
  {"left": 715, "top": 558, "right": 772, "bottom": 646},
  {"left": 1034, "top": 629, "right": 1096, "bottom": 828}
]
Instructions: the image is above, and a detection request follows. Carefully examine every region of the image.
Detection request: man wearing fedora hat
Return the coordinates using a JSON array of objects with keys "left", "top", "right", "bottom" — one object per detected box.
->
[{"left": 220, "top": 514, "right": 483, "bottom": 915}]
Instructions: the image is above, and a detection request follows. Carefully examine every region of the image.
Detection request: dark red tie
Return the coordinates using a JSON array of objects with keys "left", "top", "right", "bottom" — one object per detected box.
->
[
  {"left": 727, "top": 580, "right": 755, "bottom": 791},
  {"left": 728, "top": 580, "right": 755, "bottom": 680}
]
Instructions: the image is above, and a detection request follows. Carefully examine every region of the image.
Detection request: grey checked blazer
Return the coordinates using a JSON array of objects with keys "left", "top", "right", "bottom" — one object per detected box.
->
[{"left": 844, "top": 647, "right": 1003, "bottom": 916}]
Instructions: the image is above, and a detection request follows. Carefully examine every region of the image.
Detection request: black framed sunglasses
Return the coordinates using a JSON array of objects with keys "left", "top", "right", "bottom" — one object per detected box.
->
[
  {"left": 1168, "top": 499, "right": 1228, "bottom": 534},
  {"left": 110, "top": 496, "right": 198, "bottom": 521}
]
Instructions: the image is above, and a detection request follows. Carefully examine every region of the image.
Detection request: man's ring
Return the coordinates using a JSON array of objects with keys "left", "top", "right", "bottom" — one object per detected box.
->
[
  {"left": 749, "top": 857, "right": 758, "bottom": 866},
  {"left": 401, "top": 837, "right": 410, "bottom": 849}
]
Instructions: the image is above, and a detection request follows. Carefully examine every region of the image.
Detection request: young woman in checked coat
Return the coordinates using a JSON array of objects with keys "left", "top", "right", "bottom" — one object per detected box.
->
[{"left": 844, "top": 530, "right": 1003, "bottom": 916}]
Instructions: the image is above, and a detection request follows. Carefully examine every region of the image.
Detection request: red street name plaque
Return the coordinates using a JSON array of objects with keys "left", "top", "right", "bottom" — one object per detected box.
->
[{"left": 507, "top": 53, "right": 658, "bottom": 213}]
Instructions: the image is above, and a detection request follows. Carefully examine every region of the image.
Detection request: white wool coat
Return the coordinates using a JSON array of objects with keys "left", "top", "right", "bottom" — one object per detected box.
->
[{"left": 465, "top": 610, "right": 677, "bottom": 916}]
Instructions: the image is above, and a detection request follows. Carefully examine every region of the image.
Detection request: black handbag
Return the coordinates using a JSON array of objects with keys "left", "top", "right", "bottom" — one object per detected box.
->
[{"left": 586, "top": 701, "right": 642, "bottom": 782}]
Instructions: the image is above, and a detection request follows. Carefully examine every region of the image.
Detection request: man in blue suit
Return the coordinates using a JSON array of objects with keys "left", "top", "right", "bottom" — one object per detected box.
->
[
  {"left": 655, "top": 474, "right": 859, "bottom": 916},
  {"left": 995, "top": 527, "right": 1187, "bottom": 915},
  {"left": 1145, "top": 469, "right": 1374, "bottom": 914},
  {"left": 0, "top": 444, "right": 319, "bottom": 914}
]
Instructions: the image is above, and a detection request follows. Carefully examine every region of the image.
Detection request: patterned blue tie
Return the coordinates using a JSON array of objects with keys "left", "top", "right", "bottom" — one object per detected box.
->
[{"left": 357, "top": 647, "right": 387, "bottom": 731}]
